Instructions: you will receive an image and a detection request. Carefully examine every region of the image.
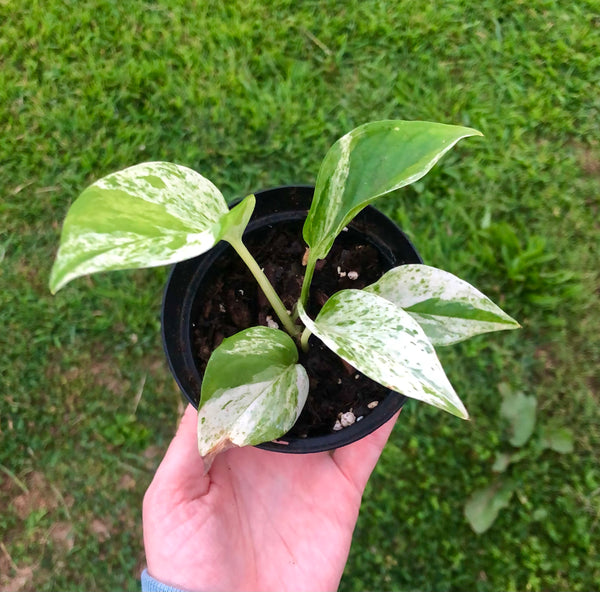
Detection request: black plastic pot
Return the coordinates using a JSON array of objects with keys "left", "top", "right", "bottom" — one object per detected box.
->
[{"left": 161, "top": 185, "right": 422, "bottom": 454}]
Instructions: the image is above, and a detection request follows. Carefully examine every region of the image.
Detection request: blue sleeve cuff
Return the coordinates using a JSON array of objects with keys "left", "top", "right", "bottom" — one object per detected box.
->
[{"left": 141, "top": 569, "right": 194, "bottom": 592}]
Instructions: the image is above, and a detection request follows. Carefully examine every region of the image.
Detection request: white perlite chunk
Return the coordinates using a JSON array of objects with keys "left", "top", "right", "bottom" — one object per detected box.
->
[
  {"left": 333, "top": 410, "right": 357, "bottom": 431},
  {"left": 265, "top": 315, "right": 279, "bottom": 329},
  {"left": 367, "top": 400, "right": 379, "bottom": 409},
  {"left": 347, "top": 271, "right": 359, "bottom": 280},
  {"left": 339, "top": 411, "right": 356, "bottom": 427}
]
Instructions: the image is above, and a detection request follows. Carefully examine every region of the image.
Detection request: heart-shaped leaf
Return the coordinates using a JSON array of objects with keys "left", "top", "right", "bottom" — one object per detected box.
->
[
  {"left": 499, "top": 383, "right": 537, "bottom": 447},
  {"left": 365, "top": 264, "right": 520, "bottom": 346},
  {"left": 464, "top": 480, "right": 516, "bottom": 534},
  {"left": 303, "top": 120, "right": 482, "bottom": 261},
  {"left": 198, "top": 327, "right": 309, "bottom": 464},
  {"left": 49, "top": 162, "right": 245, "bottom": 293},
  {"left": 297, "top": 290, "right": 468, "bottom": 419}
]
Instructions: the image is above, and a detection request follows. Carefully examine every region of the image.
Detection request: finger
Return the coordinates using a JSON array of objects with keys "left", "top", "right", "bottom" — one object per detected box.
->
[
  {"left": 331, "top": 410, "right": 400, "bottom": 493},
  {"left": 152, "top": 404, "right": 210, "bottom": 499}
]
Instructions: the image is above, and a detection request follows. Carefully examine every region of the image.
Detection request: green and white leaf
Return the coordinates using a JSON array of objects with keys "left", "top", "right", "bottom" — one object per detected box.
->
[
  {"left": 365, "top": 264, "right": 520, "bottom": 346},
  {"left": 464, "top": 480, "right": 516, "bottom": 534},
  {"left": 198, "top": 326, "right": 309, "bottom": 458},
  {"left": 49, "top": 162, "right": 246, "bottom": 293},
  {"left": 499, "top": 382, "right": 537, "bottom": 447},
  {"left": 297, "top": 290, "right": 468, "bottom": 419},
  {"left": 303, "top": 120, "right": 482, "bottom": 261}
]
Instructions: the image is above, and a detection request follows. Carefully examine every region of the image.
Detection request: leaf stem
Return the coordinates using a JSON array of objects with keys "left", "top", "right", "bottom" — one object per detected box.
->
[
  {"left": 299, "top": 250, "right": 318, "bottom": 309},
  {"left": 300, "top": 326, "right": 312, "bottom": 353},
  {"left": 227, "top": 238, "right": 300, "bottom": 337}
]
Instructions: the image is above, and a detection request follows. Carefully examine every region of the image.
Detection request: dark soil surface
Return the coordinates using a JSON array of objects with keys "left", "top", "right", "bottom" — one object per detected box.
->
[{"left": 192, "top": 220, "right": 391, "bottom": 438}]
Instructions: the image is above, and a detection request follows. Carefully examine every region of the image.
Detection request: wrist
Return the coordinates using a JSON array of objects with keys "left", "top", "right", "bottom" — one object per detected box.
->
[{"left": 141, "top": 569, "right": 198, "bottom": 592}]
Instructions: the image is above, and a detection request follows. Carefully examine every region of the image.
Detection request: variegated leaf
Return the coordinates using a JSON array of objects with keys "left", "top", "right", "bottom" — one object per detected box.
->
[
  {"left": 49, "top": 162, "right": 235, "bottom": 293},
  {"left": 365, "top": 264, "right": 520, "bottom": 346},
  {"left": 303, "top": 120, "right": 482, "bottom": 260},
  {"left": 297, "top": 290, "right": 468, "bottom": 419},
  {"left": 198, "top": 326, "right": 309, "bottom": 459}
]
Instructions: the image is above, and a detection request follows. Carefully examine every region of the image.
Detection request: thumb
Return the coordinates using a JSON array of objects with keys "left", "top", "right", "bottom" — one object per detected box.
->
[{"left": 151, "top": 404, "right": 210, "bottom": 499}]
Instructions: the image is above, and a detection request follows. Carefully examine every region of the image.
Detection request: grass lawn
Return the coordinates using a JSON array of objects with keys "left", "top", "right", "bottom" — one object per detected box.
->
[{"left": 1, "top": 0, "right": 599, "bottom": 590}]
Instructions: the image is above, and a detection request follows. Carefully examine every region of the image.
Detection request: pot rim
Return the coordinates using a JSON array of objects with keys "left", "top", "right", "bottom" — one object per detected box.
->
[{"left": 161, "top": 185, "right": 423, "bottom": 454}]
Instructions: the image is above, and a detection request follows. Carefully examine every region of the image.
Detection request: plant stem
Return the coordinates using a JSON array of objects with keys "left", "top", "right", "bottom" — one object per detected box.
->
[
  {"left": 227, "top": 238, "right": 300, "bottom": 337},
  {"left": 300, "top": 326, "right": 312, "bottom": 353},
  {"left": 299, "top": 250, "right": 317, "bottom": 309}
]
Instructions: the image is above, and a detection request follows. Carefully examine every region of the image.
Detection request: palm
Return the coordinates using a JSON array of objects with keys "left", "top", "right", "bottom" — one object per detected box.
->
[{"left": 143, "top": 406, "right": 398, "bottom": 592}]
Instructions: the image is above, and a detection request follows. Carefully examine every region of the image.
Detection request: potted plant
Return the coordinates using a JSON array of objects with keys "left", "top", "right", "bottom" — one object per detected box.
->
[
  {"left": 161, "top": 183, "right": 424, "bottom": 457},
  {"left": 49, "top": 120, "right": 520, "bottom": 469}
]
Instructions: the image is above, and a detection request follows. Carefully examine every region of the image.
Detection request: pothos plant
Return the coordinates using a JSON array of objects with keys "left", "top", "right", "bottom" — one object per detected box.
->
[{"left": 49, "top": 120, "right": 520, "bottom": 467}]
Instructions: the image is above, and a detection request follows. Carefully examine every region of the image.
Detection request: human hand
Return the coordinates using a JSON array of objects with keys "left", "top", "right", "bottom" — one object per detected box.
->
[{"left": 143, "top": 404, "right": 399, "bottom": 592}]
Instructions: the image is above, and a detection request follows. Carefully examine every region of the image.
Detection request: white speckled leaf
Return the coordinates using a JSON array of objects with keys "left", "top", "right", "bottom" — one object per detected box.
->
[
  {"left": 49, "top": 162, "right": 232, "bottom": 293},
  {"left": 365, "top": 264, "right": 520, "bottom": 346},
  {"left": 303, "top": 121, "right": 482, "bottom": 260},
  {"left": 298, "top": 290, "right": 468, "bottom": 419},
  {"left": 198, "top": 327, "right": 309, "bottom": 458}
]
